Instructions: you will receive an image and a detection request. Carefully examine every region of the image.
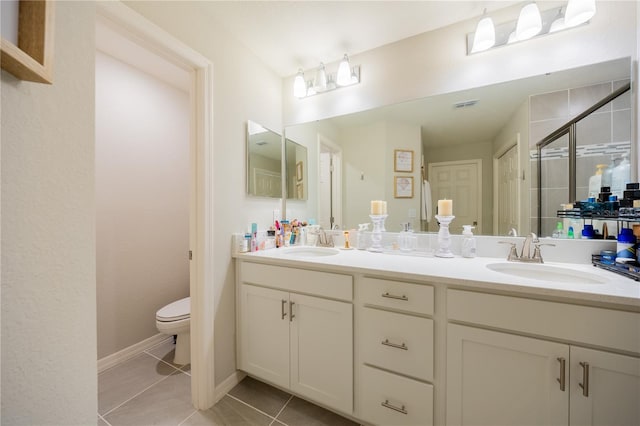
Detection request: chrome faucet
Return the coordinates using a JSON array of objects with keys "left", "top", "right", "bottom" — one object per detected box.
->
[{"left": 499, "top": 233, "right": 555, "bottom": 263}]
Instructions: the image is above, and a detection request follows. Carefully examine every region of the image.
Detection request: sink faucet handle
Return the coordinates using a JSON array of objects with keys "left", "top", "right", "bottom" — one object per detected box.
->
[
  {"left": 498, "top": 241, "right": 519, "bottom": 261},
  {"left": 532, "top": 243, "right": 555, "bottom": 263}
]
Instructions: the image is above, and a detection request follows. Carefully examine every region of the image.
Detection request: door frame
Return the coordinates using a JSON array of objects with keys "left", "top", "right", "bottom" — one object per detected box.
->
[
  {"left": 493, "top": 134, "right": 521, "bottom": 236},
  {"left": 96, "top": 2, "right": 216, "bottom": 409},
  {"left": 427, "top": 159, "right": 482, "bottom": 233}
]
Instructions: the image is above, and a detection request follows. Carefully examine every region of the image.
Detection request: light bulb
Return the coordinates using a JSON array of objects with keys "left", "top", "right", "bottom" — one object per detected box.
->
[
  {"left": 314, "top": 63, "right": 327, "bottom": 92},
  {"left": 337, "top": 54, "right": 352, "bottom": 86},
  {"left": 564, "top": 0, "right": 596, "bottom": 27},
  {"left": 471, "top": 13, "right": 495, "bottom": 53},
  {"left": 293, "top": 69, "right": 306, "bottom": 98},
  {"left": 516, "top": 3, "right": 542, "bottom": 41}
]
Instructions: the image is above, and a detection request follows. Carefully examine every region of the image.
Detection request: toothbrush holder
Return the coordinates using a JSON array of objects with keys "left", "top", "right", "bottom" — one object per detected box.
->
[
  {"left": 368, "top": 214, "right": 387, "bottom": 252},
  {"left": 435, "top": 215, "right": 455, "bottom": 258}
]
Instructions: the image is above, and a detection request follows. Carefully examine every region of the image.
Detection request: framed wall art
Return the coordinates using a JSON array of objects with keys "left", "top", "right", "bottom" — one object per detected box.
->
[
  {"left": 394, "top": 176, "right": 414, "bottom": 198},
  {"left": 394, "top": 149, "right": 413, "bottom": 172}
]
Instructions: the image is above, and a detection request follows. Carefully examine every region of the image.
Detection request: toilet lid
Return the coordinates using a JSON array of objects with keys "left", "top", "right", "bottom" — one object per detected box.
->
[{"left": 156, "top": 297, "right": 190, "bottom": 321}]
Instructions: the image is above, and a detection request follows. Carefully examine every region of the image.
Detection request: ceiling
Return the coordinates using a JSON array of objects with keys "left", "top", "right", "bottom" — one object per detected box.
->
[{"left": 198, "top": 1, "right": 519, "bottom": 77}]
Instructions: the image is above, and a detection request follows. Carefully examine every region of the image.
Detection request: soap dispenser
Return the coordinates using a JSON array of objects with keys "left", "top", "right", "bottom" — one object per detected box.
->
[
  {"left": 461, "top": 225, "right": 476, "bottom": 258},
  {"left": 398, "top": 222, "right": 416, "bottom": 252}
]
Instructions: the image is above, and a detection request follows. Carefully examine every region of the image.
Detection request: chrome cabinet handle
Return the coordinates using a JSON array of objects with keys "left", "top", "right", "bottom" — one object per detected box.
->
[
  {"left": 381, "top": 400, "right": 407, "bottom": 415},
  {"left": 381, "top": 339, "right": 408, "bottom": 350},
  {"left": 281, "top": 299, "right": 287, "bottom": 320},
  {"left": 289, "top": 301, "right": 295, "bottom": 322},
  {"left": 557, "top": 357, "right": 566, "bottom": 391},
  {"left": 381, "top": 292, "right": 408, "bottom": 301},
  {"left": 579, "top": 362, "right": 590, "bottom": 397}
]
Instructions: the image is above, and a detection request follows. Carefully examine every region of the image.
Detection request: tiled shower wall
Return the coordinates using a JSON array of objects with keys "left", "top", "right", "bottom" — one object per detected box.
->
[{"left": 529, "top": 79, "right": 632, "bottom": 237}]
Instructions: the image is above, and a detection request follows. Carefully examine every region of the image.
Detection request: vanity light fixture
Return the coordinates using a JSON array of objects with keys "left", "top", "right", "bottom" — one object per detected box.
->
[
  {"left": 564, "top": 0, "right": 596, "bottom": 27},
  {"left": 516, "top": 2, "right": 542, "bottom": 41},
  {"left": 293, "top": 69, "right": 307, "bottom": 98},
  {"left": 471, "top": 9, "right": 496, "bottom": 53},
  {"left": 293, "top": 54, "right": 361, "bottom": 99},
  {"left": 467, "top": 2, "right": 595, "bottom": 55}
]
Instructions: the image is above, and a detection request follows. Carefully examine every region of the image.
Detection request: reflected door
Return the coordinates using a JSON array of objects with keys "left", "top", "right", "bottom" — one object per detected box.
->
[
  {"left": 318, "top": 135, "right": 342, "bottom": 229},
  {"left": 428, "top": 160, "right": 482, "bottom": 234},
  {"left": 496, "top": 144, "right": 519, "bottom": 236}
]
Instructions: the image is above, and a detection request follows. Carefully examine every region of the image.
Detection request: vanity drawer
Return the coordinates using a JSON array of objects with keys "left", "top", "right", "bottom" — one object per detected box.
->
[
  {"left": 361, "top": 307, "right": 433, "bottom": 381},
  {"left": 360, "top": 277, "right": 433, "bottom": 315},
  {"left": 360, "top": 364, "right": 433, "bottom": 426}
]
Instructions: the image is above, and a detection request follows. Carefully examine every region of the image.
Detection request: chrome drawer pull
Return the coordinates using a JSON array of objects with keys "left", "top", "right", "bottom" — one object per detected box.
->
[
  {"left": 281, "top": 299, "right": 287, "bottom": 320},
  {"left": 381, "top": 292, "right": 408, "bottom": 301},
  {"left": 556, "top": 357, "right": 566, "bottom": 391},
  {"left": 579, "top": 362, "right": 590, "bottom": 397},
  {"left": 289, "top": 301, "right": 295, "bottom": 322},
  {"left": 381, "top": 400, "right": 407, "bottom": 415},
  {"left": 381, "top": 339, "right": 408, "bottom": 350}
]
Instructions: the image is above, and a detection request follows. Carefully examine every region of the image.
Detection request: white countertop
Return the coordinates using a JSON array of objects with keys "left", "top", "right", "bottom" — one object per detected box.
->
[{"left": 235, "top": 247, "right": 640, "bottom": 309}]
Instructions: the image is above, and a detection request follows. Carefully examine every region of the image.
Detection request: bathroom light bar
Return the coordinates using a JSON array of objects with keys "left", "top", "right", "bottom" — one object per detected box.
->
[
  {"left": 293, "top": 54, "right": 361, "bottom": 99},
  {"left": 467, "top": 3, "right": 594, "bottom": 55}
]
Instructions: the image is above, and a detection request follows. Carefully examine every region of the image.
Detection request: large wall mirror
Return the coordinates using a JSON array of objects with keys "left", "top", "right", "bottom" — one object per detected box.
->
[
  {"left": 285, "top": 57, "right": 634, "bottom": 237},
  {"left": 246, "top": 120, "right": 282, "bottom": 198}
]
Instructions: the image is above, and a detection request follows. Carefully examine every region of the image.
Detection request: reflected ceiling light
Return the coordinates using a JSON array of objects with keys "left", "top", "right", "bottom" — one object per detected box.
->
[
  {"left": 293, "top": 69, "right": 306, "bottom": 98},
  {"left": 292, "top": 54, "right": 361, "bottom": 99},
  {"left": 516, "top": 2, "right": 542, "bottom": 41},
  {"left": 564, "top": 0, "right": 596, "bottom": 27},
  {"left": 314, "top": 63, "right": 328, "bottom": 92},
  {"left": 549, "top": 8, "right": 566, "bottom": 33},
  {"left": 336, "top": 54, "right": 353, "bottom": 86},
  {"left": 471, "top": 9, "right": 495, "bottom": 53}
]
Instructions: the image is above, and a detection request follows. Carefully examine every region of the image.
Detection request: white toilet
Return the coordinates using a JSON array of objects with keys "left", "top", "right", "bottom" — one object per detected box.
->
[{"left": 155, "top": 297, "right": 190, "bottom": 365}]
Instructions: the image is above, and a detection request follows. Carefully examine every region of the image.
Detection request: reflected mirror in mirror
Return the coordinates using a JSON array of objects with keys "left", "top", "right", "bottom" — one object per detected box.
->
[
  {"left": 286, "top": 138, "right": 307, "bottom": 200},
  {"left": 247, "top": 120, "right": 282, "bottom": 198},
  {"left": 285, "top": 57, "right": 633, "bottom": 237}
]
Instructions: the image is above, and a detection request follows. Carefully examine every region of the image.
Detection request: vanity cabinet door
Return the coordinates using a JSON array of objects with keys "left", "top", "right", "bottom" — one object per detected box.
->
[
  {"left": 290, "top": 293, "right": 353, "bottom": 414},
  {"left": 569, "top": 347, "right": 640, "bottom": 426},
  {"left": 238, "top": 284, "right": 290, "bottom": 390},
  {"left": 447, "top": 324, "right": 569, "bottom": 426}
]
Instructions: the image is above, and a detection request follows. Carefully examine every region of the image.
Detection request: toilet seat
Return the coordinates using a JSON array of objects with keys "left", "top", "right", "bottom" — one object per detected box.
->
[{"left": 156, "top": 297, "right": 190, "bottom": 322}]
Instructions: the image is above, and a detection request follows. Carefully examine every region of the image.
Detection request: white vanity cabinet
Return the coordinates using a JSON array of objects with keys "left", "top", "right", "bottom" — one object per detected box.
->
[
  {"left": 446, "top": 289, "right": 640, "bottom": 426},
  {"left": 357, "top": 276, "right": 435, "bottom": 426},
  {"left": 237, "top": 262, "right": 353, "bottom": 414}
]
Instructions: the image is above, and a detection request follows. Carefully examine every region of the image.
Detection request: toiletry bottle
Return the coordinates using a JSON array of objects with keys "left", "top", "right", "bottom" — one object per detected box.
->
[
  {"left": 601, "top": 158, "right": 614, "bottom": 189},
  {"left": 616, "top": 228, "right": 636, "bottom": 263},
  {"left": 611, "top": 155, "right": 630, "bottom": 198},
  {"left": 398, "top": 223, "right": 415, "bottom": 252},
  {"left": 588, "top": 164, "right": 607, "bottom": 198},
  {"left": 461, "top": 225, "right": 476, "bottom": 258},
  {"left": 552, "top": 221, "right": 565, "bottom": 239}
]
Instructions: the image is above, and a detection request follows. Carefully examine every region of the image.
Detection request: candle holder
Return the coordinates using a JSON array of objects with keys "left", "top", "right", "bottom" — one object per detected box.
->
[
  {"left": 368, "top": 214, "right": 387, "bottom": 252},
  {"left": 435, "top": 215, "right": 455, "bottom": 258}
]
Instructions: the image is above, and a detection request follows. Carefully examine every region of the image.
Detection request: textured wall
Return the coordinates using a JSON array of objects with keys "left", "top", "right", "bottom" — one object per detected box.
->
[{"left": 1, "top": 2, "right": 97, "bottom": 423}]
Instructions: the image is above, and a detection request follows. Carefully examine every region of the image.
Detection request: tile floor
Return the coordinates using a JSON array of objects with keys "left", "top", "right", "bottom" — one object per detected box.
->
[{"left": 98, "top": 337, "right": 360, "bottom": 426}]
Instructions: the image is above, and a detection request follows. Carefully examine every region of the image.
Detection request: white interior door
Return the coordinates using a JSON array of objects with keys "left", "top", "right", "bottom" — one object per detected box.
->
[
  {"left": 495, "top": 143, "right": 520, "bottom": 236},
  {"left": 427, "top": 160, "right": 482, "bottom": 234},
  {"left": 318, "top": 134, "right": 342, "bottom": 229}
]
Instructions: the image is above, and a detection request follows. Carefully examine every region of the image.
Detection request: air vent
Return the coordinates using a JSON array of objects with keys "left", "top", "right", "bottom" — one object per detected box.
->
[{"left": 453, "top": 99, "right": 479, "bottom": 109}]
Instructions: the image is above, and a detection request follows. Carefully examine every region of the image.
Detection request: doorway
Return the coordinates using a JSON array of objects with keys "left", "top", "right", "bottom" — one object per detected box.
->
[
  {"left": 96, "top": 2, "right": 215, "bottom": 409},
  {"left": 428, "top": 159, "right": 482, "bottom": 234},
  {"left": 318, "top": 134, "right": 342, "bottom": 229}
]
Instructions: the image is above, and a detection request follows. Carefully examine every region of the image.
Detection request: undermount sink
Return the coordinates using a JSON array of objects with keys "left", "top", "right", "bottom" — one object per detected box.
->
[
  {"left": 486, "top": 262, "right": 607, "bottom": 284},
  {"left": 281, "top": 246, "right": 340, "bottom": 257}
]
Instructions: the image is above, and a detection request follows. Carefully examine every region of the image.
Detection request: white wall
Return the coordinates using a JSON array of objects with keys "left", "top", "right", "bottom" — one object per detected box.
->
[
  {"left": 284, "top": 1, "right": 637, "bottom": 126},
  {"left": 95, "top": 51, "right": 190, "bottom": 359},
  {"left": 1, "top": 2, "right": 97, "bottom": 424},
  {"left": 123, "top": 1, "right": 283, "bottom": 385}
]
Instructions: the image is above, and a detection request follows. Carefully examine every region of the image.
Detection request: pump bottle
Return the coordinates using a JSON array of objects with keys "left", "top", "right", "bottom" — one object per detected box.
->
[{"left": 461, "top": 225, "right": 476, "bottom": 258}]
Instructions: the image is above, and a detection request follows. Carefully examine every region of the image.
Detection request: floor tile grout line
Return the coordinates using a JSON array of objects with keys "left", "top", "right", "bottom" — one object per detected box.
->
[
  {"left": 100, "top": 369, "right": 178, "bottom": 418},
  {"left": 176, "top": 408, "right": 199, "bottom": 426},
  {"left": 270, "top": 394, "right": 293, "bottom": 426},
  {"left": 97, "top": 412, "right": 112, "bottom": 426},
  {"left": 225, "top": 393, "right": 283, "bottom": 423},
  {"left": 143, "top": 348, "right": 187, "bottom": 374}
]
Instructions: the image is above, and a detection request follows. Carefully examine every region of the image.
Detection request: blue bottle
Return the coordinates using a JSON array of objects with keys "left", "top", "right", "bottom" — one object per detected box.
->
[{"left": 616, "top": 228, "right": 636, "bottom": 263}]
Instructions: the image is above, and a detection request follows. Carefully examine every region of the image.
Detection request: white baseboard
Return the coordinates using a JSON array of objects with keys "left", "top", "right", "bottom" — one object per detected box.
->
[
  {"left": 98, "top": 333, "right": 170, "bottom": 373},
  {"left": 214, "top": 370, "right": 247, "bottom": 403}
]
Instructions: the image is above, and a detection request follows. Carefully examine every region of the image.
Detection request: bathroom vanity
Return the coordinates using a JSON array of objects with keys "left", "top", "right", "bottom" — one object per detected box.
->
[{"left": 234, "top": 247, "right": 640, "bottom": 426}]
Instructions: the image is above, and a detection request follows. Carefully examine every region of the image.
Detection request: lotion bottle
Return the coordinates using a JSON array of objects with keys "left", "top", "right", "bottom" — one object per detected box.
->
[
  {"left": 461, "top": 225, "right": 476, "bottom": 258},
  {"left": 588, "top": 164, "right": 607, "bottom": 198}
]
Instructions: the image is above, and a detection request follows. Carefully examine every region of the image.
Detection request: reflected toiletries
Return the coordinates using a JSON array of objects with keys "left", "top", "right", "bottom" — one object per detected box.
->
[{"left": 461, "top": 225, "right": 476, "bottom": 258}]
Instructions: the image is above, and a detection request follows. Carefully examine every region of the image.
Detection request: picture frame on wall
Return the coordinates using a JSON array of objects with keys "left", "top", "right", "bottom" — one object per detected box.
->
[
  {"left": 394, "top": 149, "right": 413, "bottom": 172},
  {"left": 394, "top": 176, "right": 414, "bottom": 198}
]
